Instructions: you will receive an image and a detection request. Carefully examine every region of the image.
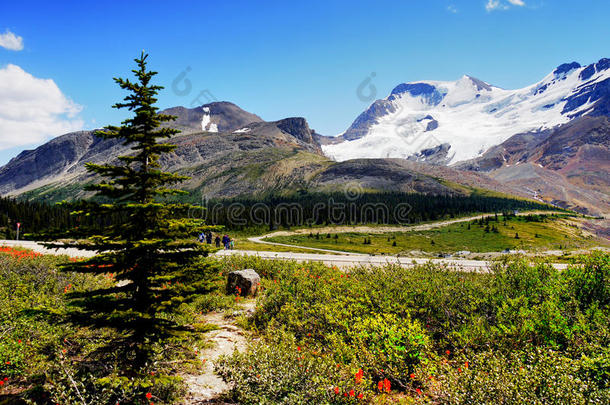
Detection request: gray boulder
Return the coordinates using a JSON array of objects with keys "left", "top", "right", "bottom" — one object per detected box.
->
[{"left": 227, "top": 269, "right": 261, "bottom": 297}]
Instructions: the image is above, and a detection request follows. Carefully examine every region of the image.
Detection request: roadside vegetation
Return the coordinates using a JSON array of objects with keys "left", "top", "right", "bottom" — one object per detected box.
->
[
  {"left": 266, "top": 213, "right": 606, "bottom": 255},
  {"left": 2, "top": 234, "right": 609, "bottom": 403},
  {"left": 217, "top": 252, "right": 610, "bottom": 404}
]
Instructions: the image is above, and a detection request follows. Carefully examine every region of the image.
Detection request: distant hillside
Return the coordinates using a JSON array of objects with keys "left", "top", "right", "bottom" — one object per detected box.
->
[
  {"left": 0, "top": 101, "right": 536, "bottom": 205},
  {"left": 455, "top": 115, "right": 610, "bottom": 215}
]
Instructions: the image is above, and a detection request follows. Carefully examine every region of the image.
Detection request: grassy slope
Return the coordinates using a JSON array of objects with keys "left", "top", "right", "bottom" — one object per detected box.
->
[{"left": 265, "top": 215, "right": 606, "bottom": 255}]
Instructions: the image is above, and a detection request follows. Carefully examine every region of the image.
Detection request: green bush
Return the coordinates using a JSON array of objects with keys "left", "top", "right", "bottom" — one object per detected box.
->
[
  {"left": 45, "top": 358, "right": 186, "bottom": 405},
  {"left": 0, "top": 337, "right": 26, "bottom": 378},
  {"left": 217, "top": 253, "right": 610, "bottom": 403},
  {"left": 344, "top": 313, "right": 429, "bottom": 389},
  {"left": 564, "top": 252, "right": 609, "bottom": 309},
  {"left": 216, "top": 326, "right": 366, "bottom": 404},
  {"left": 427, "top": 348, "right": 610, "bottom": 404}
]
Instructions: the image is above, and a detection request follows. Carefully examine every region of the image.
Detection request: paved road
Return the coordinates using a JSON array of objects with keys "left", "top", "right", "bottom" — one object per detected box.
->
[
  {"left": 0, "top": 239, "right": 98, "bottom": 258},
  {"left": 1, "top": 239, "right": 569, "bottom": 271},
  {"left": 215, "top": 249, "right": 569, "bottom": 272}
]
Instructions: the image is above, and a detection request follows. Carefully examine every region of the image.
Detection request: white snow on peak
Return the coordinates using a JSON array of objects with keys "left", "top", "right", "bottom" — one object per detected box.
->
[
  {"left": 323, "top": 66, "right": 610, "bottom": 164},
  {"left": 200, "top": 106, "right": 218, "bottom": 133}
]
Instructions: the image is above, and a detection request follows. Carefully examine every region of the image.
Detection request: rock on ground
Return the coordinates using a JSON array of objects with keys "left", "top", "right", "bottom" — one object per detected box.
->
[{"left": 226, "top": 269, "right": 261, "bottom": 297}]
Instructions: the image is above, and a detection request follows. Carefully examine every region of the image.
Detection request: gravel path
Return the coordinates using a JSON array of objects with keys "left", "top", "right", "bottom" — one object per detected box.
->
[{"left": 180, "top": 301, "right": 255, "bottom": 404}]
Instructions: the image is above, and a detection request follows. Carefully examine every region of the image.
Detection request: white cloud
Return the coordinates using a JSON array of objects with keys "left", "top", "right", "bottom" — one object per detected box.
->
[
  {"left": 486, "top": 0, "right": 526, "bottom": 11},
  {"left": 447, "top": 5, "right": 458, "bottom": 13},
  {"left": 0, "top": 30, "right": 24, "bottom": 51},
  {"left": 0, "top": 64, "right": 83, "bottom": 150}
]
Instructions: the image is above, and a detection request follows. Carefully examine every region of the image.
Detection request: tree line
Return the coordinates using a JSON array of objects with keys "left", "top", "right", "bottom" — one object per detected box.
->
[
  {"left": 0, "top": 191, "right": 555, "bottom": 239},
  {"left": 188, "top": 191, "right": 555, "bottom": 232}
]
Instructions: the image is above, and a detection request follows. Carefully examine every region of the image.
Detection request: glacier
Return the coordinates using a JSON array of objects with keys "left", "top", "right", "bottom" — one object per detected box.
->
[{"left": 323, "top": 59, "right": 610, "bottom": 164}]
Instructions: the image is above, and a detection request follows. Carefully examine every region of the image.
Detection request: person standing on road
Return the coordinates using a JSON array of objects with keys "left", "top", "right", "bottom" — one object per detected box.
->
[
  {"left": 214, "top": 235, "right": 221, "bottom": 248},
  {"left": 222, "top": 234, "right": 230, "bottom": 250},
  {"left": 206, "top": 231, "right": 212, "bottom": 244}
]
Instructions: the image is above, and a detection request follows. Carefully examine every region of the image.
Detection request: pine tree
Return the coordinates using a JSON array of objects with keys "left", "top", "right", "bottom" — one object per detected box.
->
[{"left": 43, "top": 53, "right": 217, "bottom": 369}]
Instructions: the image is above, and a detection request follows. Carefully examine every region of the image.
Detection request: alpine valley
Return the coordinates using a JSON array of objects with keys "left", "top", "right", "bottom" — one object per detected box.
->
[{"left": 0, "top": 58, "right": 609, "bottom": 216}]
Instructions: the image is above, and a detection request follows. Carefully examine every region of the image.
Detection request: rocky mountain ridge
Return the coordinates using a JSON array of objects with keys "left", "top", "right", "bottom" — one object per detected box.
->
[{"left": 1, "top": 59, "right": 609, "bottom": 215}]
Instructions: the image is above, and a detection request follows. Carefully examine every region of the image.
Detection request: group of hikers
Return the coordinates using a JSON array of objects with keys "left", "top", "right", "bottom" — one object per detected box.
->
[{"left": 198, "top": 231, "right": 234, "bottom": 250}]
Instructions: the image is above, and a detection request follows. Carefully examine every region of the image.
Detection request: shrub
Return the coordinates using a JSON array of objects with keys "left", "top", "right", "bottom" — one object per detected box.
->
[
  {"left": 216, "top": 326, "right": 359, "bottom": 404},
  {"left": 217, "top": 253, "right": 610, "bottom": 403},
  {"left": 565, "top": 252, "right": 609, "bottom": 309},
  {"left": 427, "top": 348, "right": 610, "bottom": 404}
]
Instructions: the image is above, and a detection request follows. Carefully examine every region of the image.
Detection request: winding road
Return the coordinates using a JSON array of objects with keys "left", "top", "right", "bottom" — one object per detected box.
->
[
  {"left": 247, "top": 211, "right": 563, "bottom": 254},
  {"left": 0, "top": 211, "right": 571, "bottom": 272}
]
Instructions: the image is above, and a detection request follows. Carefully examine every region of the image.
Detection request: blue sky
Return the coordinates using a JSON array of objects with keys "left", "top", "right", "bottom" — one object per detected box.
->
[{"left": 0, "top": 0, "right": 609, "bottom": 164}]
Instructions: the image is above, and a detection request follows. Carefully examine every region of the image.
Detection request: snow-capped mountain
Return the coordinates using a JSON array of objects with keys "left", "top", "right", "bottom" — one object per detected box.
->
[{"left": 323, "top": 58, "right": 610, "bottom": 164}]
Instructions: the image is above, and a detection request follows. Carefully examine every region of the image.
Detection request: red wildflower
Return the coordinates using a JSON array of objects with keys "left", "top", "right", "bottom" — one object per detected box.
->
[
  {"left": 383, "top": 378, "right": 391, "bottom": 393},
  {"left": 378, "top": 380, "right": 383, "bottom": 391},
  {"left": 445, "top": 349, "right": 451, "bottom": 356},
  {"left": 416, "top": 388, "right": 422, "bottom": 395},
  {"left": 334, "top": 386, "right": 340, "bottom": 395},
  {"left": 0, "top": 380, "right": 4, "bottom": 386},
  {"left": 465, "top": 361, "right": 469, "bottom": 369},
  {"left": 355, "top": 368, "right": 363, "bottom": 384},
  {"left": 297, "top": 346, "right": 301, "bottom": 351},
  {"left": 410, "top": 373, "right": 415, "bottom": 379},
  {"left": 145, "top": 393, "right": 152, "bottom": 400},
  {"left": 357, "top": 393, "right": 363, "bottom": 399},
  {"left": 349, "top": 389, "right": 355, "bottom": 397}
]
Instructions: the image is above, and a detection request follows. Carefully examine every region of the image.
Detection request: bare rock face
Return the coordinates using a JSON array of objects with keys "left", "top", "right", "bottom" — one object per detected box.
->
[{"left": 227, "top": 269, "right": 261, "bottom": 297}]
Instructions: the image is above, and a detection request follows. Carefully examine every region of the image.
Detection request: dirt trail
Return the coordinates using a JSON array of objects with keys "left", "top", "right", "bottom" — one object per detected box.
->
[{"left": 181, "top": 300, "right": 255, "bottom": 404}]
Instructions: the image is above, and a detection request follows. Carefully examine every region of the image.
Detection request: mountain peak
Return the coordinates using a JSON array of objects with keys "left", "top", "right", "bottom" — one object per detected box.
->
[
  {"left": 462, "top": 75, "right": 493, "bottom": 91},
  {"left": 389, "top": 82, "right": 445, "bottom": 106},
  {"left": 324, "top": 57, "right": 610, "bottom": 164},
  {"left": 553, "top": 62, "right": 581, "bottom": 76},
  {"left": 162, "top": 101, "right": 263, "bottom": 133}
]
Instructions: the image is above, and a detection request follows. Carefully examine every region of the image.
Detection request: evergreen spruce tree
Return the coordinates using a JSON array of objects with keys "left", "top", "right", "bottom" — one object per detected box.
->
[{"left": 44, "top": 52, "right": 217, "bottom": 369}]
